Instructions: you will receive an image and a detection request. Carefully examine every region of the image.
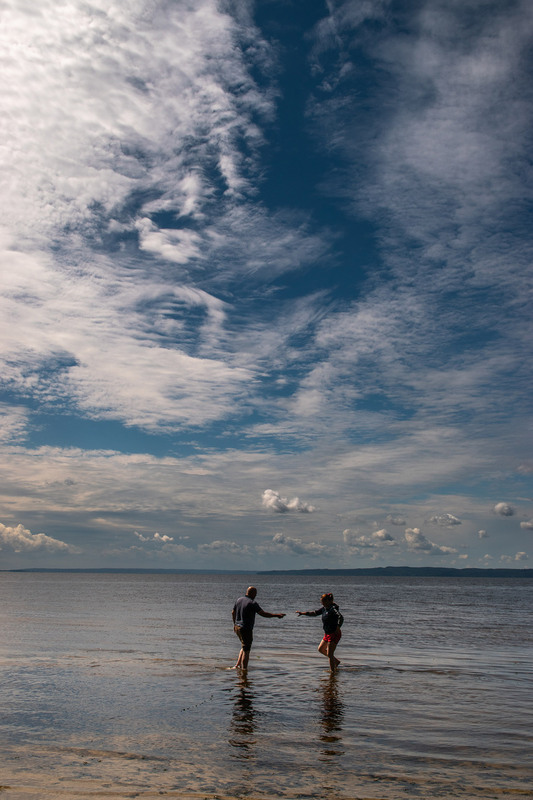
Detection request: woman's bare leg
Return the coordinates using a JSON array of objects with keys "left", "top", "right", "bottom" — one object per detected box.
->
[
  {"left": 318, "top": 638, "right": 340, "bottom": 670},
  {"left": 327, "top": 641, "right": 340, "bottom": 671}
]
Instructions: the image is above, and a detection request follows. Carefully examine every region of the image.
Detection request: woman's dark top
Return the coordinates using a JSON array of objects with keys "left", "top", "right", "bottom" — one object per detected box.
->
[{"left": 311, "top": 603, "right": 343, "bottom": 634}]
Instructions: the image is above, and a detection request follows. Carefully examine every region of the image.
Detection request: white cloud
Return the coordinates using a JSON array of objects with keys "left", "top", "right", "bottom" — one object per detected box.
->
[
  {"left": 428, "top": 513, "right": 461, "bottom": 527},
  {"left": 520, "top": 520, "right": 533, "bottom": 531},
  {"left": 501, "top": 551, "right": 528, "bottom": 563},
  {"left": 0, "top": 0, "right": 341, "bottom": 438},
  {"left": 386, "top": 514, "right": 406, "bottom": 526},
  {"left": 494, "top": 502, "right": 515, "bottom": 517},
  {"left": 343, "top": 528, "right": 397, "bottom": 549},
  {"left": 0, "top": 404, "right": 30, "bottom": 444},
  {"left": 134, "top": 531, "right": 174, "bottom": 544},
  {"left": 1, "top": 0, "right": 272, "bottom": 242},
  {"left": 154, "top": 533, "right": 173, "bottom": 543},
  {"left": 198, "top": 539, "right": 250, "bottom": 555},
  {"left": 262, "top": 489, "right": 316, "bottom": 514},
  {"left": 372, "top": 529, "right": 397, "bottom": 545},
  {"left": 478, "top": 529, "right": 488, "bottom": 539},
  {"left": 404, "top": 528, "right": 457, "bottom": 556},
  {"left": 266, "top": 532, "right": 326, "bottom": 556},
  {"left": 0, "top": 522, "right": 80, "bottom": 554}
]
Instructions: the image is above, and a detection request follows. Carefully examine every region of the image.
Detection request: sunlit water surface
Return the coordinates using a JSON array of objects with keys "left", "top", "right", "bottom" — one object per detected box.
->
[{"left": 0, "top": 572, "right": 531, "bottom": 799}]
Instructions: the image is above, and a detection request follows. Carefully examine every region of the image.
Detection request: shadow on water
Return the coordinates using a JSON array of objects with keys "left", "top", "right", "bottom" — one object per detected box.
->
[
  {"left": 228, "top": 672, "right": 257, "bottom": 760},
  {"left": 318, "top": 673, "right": 344, "bottom": 760}
]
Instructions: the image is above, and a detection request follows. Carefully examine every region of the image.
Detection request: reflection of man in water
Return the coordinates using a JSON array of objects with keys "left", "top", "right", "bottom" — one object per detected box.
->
[
  {"left": 229, "top": 672, "right": 256, "bottom": 758},
  {"left": 232, "top": 586, "right": 285, "bottom": 670}
]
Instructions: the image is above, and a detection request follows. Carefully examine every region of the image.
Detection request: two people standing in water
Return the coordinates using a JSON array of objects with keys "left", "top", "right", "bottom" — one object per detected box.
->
[{"left": 232, "top": 587, "right": 343, "bottom": 672}]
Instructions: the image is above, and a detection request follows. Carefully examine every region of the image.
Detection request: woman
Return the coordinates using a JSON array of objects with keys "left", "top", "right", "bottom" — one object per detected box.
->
[{"left": 296, "top": 593, "right": 343, "bottom": 671}]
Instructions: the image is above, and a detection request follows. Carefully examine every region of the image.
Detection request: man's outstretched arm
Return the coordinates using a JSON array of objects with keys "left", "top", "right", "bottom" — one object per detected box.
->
[{"left": 257, "top": 609, "right": 285, "bottom": 619}]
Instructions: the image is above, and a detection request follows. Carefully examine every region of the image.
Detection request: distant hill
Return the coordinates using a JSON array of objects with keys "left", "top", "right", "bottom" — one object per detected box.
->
[
  {"left": 258, "top": 566, "right": 533, "bottom": 578},
  {"left": 4, "top": 566, "right": 532, "bottom": 577}
]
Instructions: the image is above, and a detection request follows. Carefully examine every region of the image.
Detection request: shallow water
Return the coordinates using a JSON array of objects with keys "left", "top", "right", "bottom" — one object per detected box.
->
[{"left": 0, "top": 572, "right": 532, "bottom": 799}]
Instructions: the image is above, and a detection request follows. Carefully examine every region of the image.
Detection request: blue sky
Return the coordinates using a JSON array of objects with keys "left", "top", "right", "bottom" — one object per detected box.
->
[{"left": 1, "top": 0, "right": 532, "bottom": 570}]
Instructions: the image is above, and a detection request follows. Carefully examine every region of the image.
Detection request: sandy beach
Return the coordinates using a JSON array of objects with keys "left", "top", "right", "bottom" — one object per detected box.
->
[{"left": 3, "top": 738, "right": 533, "bottom": 800}]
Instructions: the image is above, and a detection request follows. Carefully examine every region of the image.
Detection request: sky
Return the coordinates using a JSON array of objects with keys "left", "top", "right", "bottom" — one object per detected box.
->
[{"left": 1, "top": 0, "right": 532, "bottom": 571}]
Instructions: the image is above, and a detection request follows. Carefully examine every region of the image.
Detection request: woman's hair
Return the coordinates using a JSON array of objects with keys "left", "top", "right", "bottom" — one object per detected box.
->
[{"left": 321, "top": 592, "right": 334, "bottom": 603}]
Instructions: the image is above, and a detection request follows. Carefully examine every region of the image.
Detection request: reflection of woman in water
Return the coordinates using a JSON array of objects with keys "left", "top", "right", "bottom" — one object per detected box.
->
[
  {"left": 319, "top": 674, "right": 344, "bottom": 757},
  {"left": 296, "top": 593, "right": 343, "bottom": 671}
]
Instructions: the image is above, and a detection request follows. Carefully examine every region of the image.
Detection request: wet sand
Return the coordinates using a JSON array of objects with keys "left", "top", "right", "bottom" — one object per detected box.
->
[{"left": 2, "top": 740, "right": 532, "bottom": 800}]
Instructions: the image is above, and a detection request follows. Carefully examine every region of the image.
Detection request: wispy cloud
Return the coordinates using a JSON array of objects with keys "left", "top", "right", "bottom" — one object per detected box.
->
[{"left": 1, "top": 1, "right": 530, "bottom": 569}]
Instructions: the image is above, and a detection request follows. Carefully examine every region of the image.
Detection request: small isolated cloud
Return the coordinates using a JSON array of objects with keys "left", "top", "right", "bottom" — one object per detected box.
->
[
  {"left": 517, "top": 463, "right": 533, "bottom": 475},
  {"left": 154, "top": 533, "right": 174, "bottom": 543},
  {"left": 429, "top": 513, "right": 462, "bottom": 527},
  {"left": 342, "top": 529, "right": 360, "bottom": 547},
  {"left": 198, "top": 539, "right": 249, "bottom": 555},
  {"left": 343, "top": 528, "right": 397, "bottom": 549},
  {"left": 478, "top": 530, "right": 488, "bottom": 539},
  {"left": 0, "top": 522, "right": 80, "bottom": 553},
  {"left": 134, "top": 531, "right": 174, "bottom": 544},
  {"left": 494, "top": 502, "right": 515, "bottom": 517},
  {"left": 385, "top": 515, "right": 406, "bottom": 526},
  {"left": 372, "top": 529, "right": 397, "bottom": 544},
  {"left": 262, "top": 489, "right": 316, "bottom": 513},
  {"left": 520, "top": 520, "right": 533, "bottom": 531},
  {"left": 500, "top": 552, "right": 528, "bottom": 563},
  {"left": 404, "top": 528, "right": 457, "bottom": 556},
  {"left": 268, "top": 532, "right": 325, "bottom": 556}
]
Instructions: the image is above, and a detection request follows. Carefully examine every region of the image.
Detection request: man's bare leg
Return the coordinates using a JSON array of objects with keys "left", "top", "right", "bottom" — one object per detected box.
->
[{"left": 234, "top": 647, "right": 250, "bottom": 670}]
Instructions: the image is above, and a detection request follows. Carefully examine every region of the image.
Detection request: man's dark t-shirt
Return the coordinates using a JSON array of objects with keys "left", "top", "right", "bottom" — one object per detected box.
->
[{"left": 233, "top": 596, "right": 263, "bottom": 630}]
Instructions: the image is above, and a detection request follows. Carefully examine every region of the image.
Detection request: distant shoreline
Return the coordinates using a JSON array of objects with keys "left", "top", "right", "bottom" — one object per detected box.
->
[{"left": 3, "top": 566, "right": 532, "bottom": 578}]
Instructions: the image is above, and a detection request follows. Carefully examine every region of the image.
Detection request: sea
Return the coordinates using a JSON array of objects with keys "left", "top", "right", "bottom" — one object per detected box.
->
[{"left": 0, "top": 571, "right": 531, "bottom": 800}]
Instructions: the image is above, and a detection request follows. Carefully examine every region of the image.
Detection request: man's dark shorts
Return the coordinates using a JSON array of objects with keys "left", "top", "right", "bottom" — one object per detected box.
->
[{"left": 234, "top": 624, "right": 253, "bottom": 652}]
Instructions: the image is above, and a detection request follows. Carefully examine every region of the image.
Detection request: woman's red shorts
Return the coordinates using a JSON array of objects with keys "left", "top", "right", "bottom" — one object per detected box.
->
[{"left": 323, "top": 629, "right": 342, "bottom": 645}]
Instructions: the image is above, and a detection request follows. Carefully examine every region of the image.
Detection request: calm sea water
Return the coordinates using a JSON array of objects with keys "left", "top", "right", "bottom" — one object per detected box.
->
[{"left": 0, "top": 572, "right": 531, "bottom": 799}]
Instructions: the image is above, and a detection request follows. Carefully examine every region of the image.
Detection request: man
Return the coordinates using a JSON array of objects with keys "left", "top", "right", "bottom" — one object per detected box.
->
[{"left": 232, "top": 586, "right": 285, "bottom": 670}]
